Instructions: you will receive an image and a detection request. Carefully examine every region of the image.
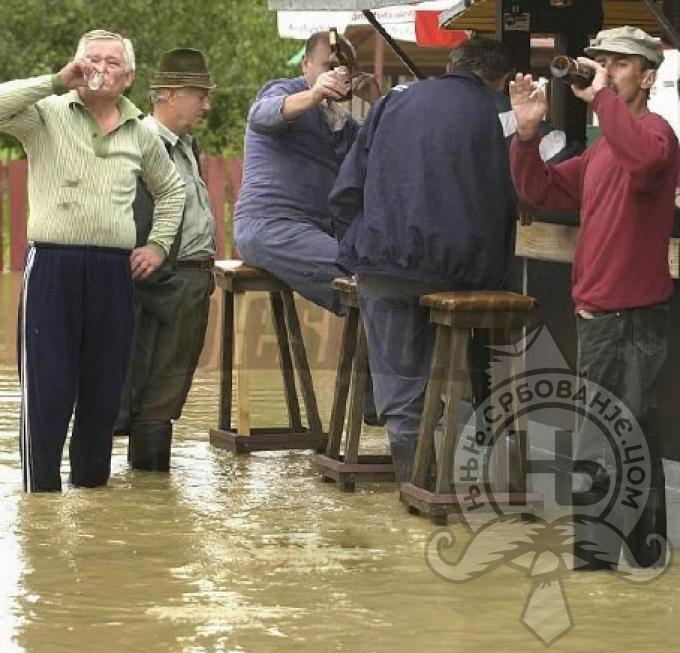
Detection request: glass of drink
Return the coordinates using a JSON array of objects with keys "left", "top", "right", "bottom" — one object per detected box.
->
[{"left": 86, "top": 60, "right": 105, "bottom": 91}]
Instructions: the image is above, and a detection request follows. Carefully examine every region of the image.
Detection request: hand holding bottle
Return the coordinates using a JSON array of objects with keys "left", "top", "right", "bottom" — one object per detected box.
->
[{"left": 569, "top": 57, "right": 609, "bottom": 103}]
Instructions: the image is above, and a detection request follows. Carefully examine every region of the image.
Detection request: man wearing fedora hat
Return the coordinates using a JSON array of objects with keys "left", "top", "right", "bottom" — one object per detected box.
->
[
  {"left": 510, "top": 26, "right": 679, "bottom": 570},
  {"left": 115, "top": 48, "right": 216, "bottom": 472}
]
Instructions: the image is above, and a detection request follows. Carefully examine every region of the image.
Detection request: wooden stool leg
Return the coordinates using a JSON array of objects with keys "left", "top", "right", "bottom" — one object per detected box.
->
[
  {"left": 281, "top": 292, "right": 323, "bottom": 435},
  {"left": 435, "top": 328, "right": 470, "bottom": 495},
  {"left": 488, "top": 328, "right": 508, "bottom": 492},
  {"left": 270, "top": 292, "right": 303, "bottom": 433},
  {"left": 234, "top": 290, "right": 250, "bottom": 436},
  {"left": 327, "top": 308, "right": 359, "bottom": 458},
  {"left": 344, "top": 318, "right": 369, "bottom": 465},
  {"left": 507, "top": 326, "right": 528, "bottom": 499},
  {"left": 218, "top": 288, "right": 234, "bottom": 432},
  {"left": 412, "top": 325, "right": 451, "bottom": 488}
]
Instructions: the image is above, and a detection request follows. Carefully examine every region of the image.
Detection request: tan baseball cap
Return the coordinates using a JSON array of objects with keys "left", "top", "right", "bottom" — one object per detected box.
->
[{"left": 584, "top": 25, "right": 664, "bottom": 67}]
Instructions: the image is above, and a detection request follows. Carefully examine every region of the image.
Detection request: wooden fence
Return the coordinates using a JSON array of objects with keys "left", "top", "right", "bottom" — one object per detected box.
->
[{"left": 0, "top": 155, "right": 242, "bottom": 271}]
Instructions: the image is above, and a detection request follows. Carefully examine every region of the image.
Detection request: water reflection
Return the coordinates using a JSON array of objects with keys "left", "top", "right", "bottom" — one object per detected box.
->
[{"left": 1, "top": 272, "right": 680, "bottom": 651}]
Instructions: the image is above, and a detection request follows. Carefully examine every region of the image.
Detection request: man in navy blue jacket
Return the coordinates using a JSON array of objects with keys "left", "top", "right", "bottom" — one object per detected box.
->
[{"left": 330, "top": 38, "right": 517, "bottom": 481}]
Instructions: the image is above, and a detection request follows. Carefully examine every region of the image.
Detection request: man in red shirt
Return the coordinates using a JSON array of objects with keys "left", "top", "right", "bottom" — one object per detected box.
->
[{"left": 510, "top": 26, "right": 679, "bottom": 570}]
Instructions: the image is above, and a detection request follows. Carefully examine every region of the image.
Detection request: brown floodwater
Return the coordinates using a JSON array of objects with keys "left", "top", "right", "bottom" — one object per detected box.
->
[{"left": 1, "top": 271, "right": 680, "bottom": 653}]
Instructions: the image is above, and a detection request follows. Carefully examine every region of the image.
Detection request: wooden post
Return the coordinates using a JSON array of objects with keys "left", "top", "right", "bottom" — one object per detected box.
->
[
  {"left": 496, "top": 0, "right": 531, "bottom": 67},
  {"left": 226, "top": 157, "right": 243, "bottom": 258},
  {"left": 0, "top": 163, "right": 5, "bottom": 272},
  {"left": 202, "top": 154, "right": 227, "bottom": 259},
  {"left": 553, "top": 32, "right": 589, "bottom": 148},
  {"left": 9, "top": 159, "right": 27, "bottom": 272},
  {"left": 373, "top": 32, "right": 384, "bottom": 88},
  {"left": 411, "top": 324, "right": 451, "bottom": 488},
  {"left": 664, "top": 0, "right": 680, "bottom": 32},
  {"left": 270, "top": 291, "right": 303, "bottom": 432},
  {"left": 326, "top": 308, "right": 359, "bottom": 458},
  {"left": 436, "top": 328, "right": 469, "bottom": 495},
  {"left": 218, "top": 288, "right": 234, "bottom": 432},
  {"left": 234, "top": 291, "right": 250, "bottom": 436}
]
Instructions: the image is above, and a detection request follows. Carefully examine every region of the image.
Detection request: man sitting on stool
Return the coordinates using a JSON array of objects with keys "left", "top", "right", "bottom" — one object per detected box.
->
[{"left": 330, "top": 38, "right": 517, "bottom": 481}]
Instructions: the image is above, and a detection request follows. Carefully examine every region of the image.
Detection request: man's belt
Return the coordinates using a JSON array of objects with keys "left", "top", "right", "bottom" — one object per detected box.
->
[{"left": 175, "top": 258, "right": 214, "bottom": 271}]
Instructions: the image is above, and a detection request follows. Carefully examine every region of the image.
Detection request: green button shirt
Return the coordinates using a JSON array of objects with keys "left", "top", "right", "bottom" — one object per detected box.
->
[
  {"left": 0, "top": 74, "right": 185, "bottom": 254},
  {"left": 143, "top": 115, "right": 215, "bottom": 260}
]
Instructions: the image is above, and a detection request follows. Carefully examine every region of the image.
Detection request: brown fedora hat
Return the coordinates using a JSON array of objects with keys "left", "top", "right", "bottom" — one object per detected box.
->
[{"left": 149, "top": 48, "right": 216, "bottom": 89}]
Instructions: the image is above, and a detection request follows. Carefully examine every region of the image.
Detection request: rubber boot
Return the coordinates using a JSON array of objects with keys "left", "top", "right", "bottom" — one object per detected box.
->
[
  {"left": 623, "top": 485, "right": 667, "bottom": 569},
  {"left": 572, "top": 463, "right": 618, "bottom": 571},
  {"left": 391, "top": 439, "right": 418, "bottom": 483},
  {"left": 128, "top": 421, "right": 173, "bottom": 472}
]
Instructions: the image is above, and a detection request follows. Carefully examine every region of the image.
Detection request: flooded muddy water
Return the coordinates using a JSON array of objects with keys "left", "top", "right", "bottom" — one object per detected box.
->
[{"left": 1, "top": 272, "right": 679, "bottom": 652}]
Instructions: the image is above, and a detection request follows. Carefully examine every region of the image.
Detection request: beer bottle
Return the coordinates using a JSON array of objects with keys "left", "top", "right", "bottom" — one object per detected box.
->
[
  {"left": 329, "top": 27, "right": 352, "bottom": 101},
  {"left": 550, "top": 55, "right": 595, "bottom": 89}
]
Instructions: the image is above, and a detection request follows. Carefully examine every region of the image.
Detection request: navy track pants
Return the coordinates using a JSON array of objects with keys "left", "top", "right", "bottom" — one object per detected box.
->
[{"left": 18, "top": 243, "right": 134, "bottom": 492}]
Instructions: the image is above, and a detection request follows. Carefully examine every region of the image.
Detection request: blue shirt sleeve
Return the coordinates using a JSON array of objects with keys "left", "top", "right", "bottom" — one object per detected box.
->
[{"left": 247, "top": 79, "right": 302, "bottom": 133}]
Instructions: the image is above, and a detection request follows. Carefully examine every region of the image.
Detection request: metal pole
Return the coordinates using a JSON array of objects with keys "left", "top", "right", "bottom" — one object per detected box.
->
[
  {"left": 362, "top": 10, "right": 425, "bottom": 80},
  {"left": 644, "top": 0, "right": 680, "bottom": 51}
]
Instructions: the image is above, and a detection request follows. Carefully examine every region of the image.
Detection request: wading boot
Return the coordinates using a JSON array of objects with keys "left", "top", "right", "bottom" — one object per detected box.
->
[
  {"left": 391, "top": 440, "right": 418, "bottom": 483},
  {"left": 128, "top": 421, "right": 173, "bottom": 472}
]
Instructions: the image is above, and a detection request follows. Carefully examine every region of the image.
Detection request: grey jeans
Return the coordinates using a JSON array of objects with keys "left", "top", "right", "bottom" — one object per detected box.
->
[
  {"left": 574, "top": 302, "right": 670, "bottom": 474},
  {"left": 573, "top": 302, "right": 669, "bottom": 568}
]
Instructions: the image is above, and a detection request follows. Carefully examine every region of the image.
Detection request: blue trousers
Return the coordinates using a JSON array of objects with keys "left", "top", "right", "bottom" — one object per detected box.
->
[
  {"left": 358, "top": 274, "right": 454, "bottom": 451},
  {"left": 234, "top": 216, "right": 347, "bottom": 315},
  {"left": 18, "top": 243, "right": 134, "bottom": 492}
]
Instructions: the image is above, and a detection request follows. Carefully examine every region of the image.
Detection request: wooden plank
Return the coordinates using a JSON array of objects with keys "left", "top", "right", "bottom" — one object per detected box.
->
[
  {"left": 282, "top": 292, "right": 324, "bottom": 435},
  {"left": 436, "top": 329, "right": 469, "bottom": 495},
  {"left": 515, "top": 221, "right": 577, "bottom": 264},
  {"left": 9, "top": 159, "right": 27, "bottom": 271},
  {"left": 0, "top": 163, "right": 5, "bottom": 271},
  {"left": 344, "top": 319, "right": 369, "bottom": 464},
  {"left": 516, "top": 221, "right": 680, "bottom": 279},
  {"left": 507, "top": 326, "right": 528, "bottom": 499},
  {"left": 668, "top": 240, "right": 680, "bottom": 281},
  {"left": 270, "top": 292, "right": 303, "bottom": 433},
  {"left": 203, "top": 155, "right": 226, "bottom": 259},
  {"left": 412, "top": 324, "right": 451, "bottom": 488},
  {"left": 326, "top": 308, "right": 359, "bottom": 458},
  {"left": 234, "top": 291, "right": 250, "bottom": 436},
  {"left": 218, "top": 289, "right": 234, "bottom": 432}
]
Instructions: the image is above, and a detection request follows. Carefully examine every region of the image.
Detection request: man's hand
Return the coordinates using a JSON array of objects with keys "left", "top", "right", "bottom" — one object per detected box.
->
[
  {"left": 570, "top": 57, "right": 609, "bottom": 104},
  {"left": 311, "top": 70, "right": 351, "bottom": 104},
  {"left": 509, "top": 73, "right": 549, "bottom": 141},
  {"left": 352, "top": 73, "right": 381, "bottom": 104},
  {"left": 130, "top": 245, "right": 165, "bottom": 280},
  {"left": 57, "top": 58, "right": 95, "bottom": 90}
]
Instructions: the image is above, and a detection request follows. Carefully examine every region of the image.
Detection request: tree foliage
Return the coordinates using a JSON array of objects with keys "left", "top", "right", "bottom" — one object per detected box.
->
[{"left": 0, "top": 0, "right": 301, "bottom": 154}]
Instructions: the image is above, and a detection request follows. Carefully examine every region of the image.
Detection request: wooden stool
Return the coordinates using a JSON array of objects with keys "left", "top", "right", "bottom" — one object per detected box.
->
[
  {"left": 311, "top": 278, "right": 394, "bottom": 492},
  {"left": 400, "top": 291, "right": 543, "bottom": 524},
  {"left": 209, "top": 261, "right": 326, "bottom": 453}
]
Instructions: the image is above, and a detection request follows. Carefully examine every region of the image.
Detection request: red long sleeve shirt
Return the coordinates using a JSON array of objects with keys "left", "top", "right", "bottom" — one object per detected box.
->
[{"left": 511, "top": 88, "right": 679, "bottom": 312}]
